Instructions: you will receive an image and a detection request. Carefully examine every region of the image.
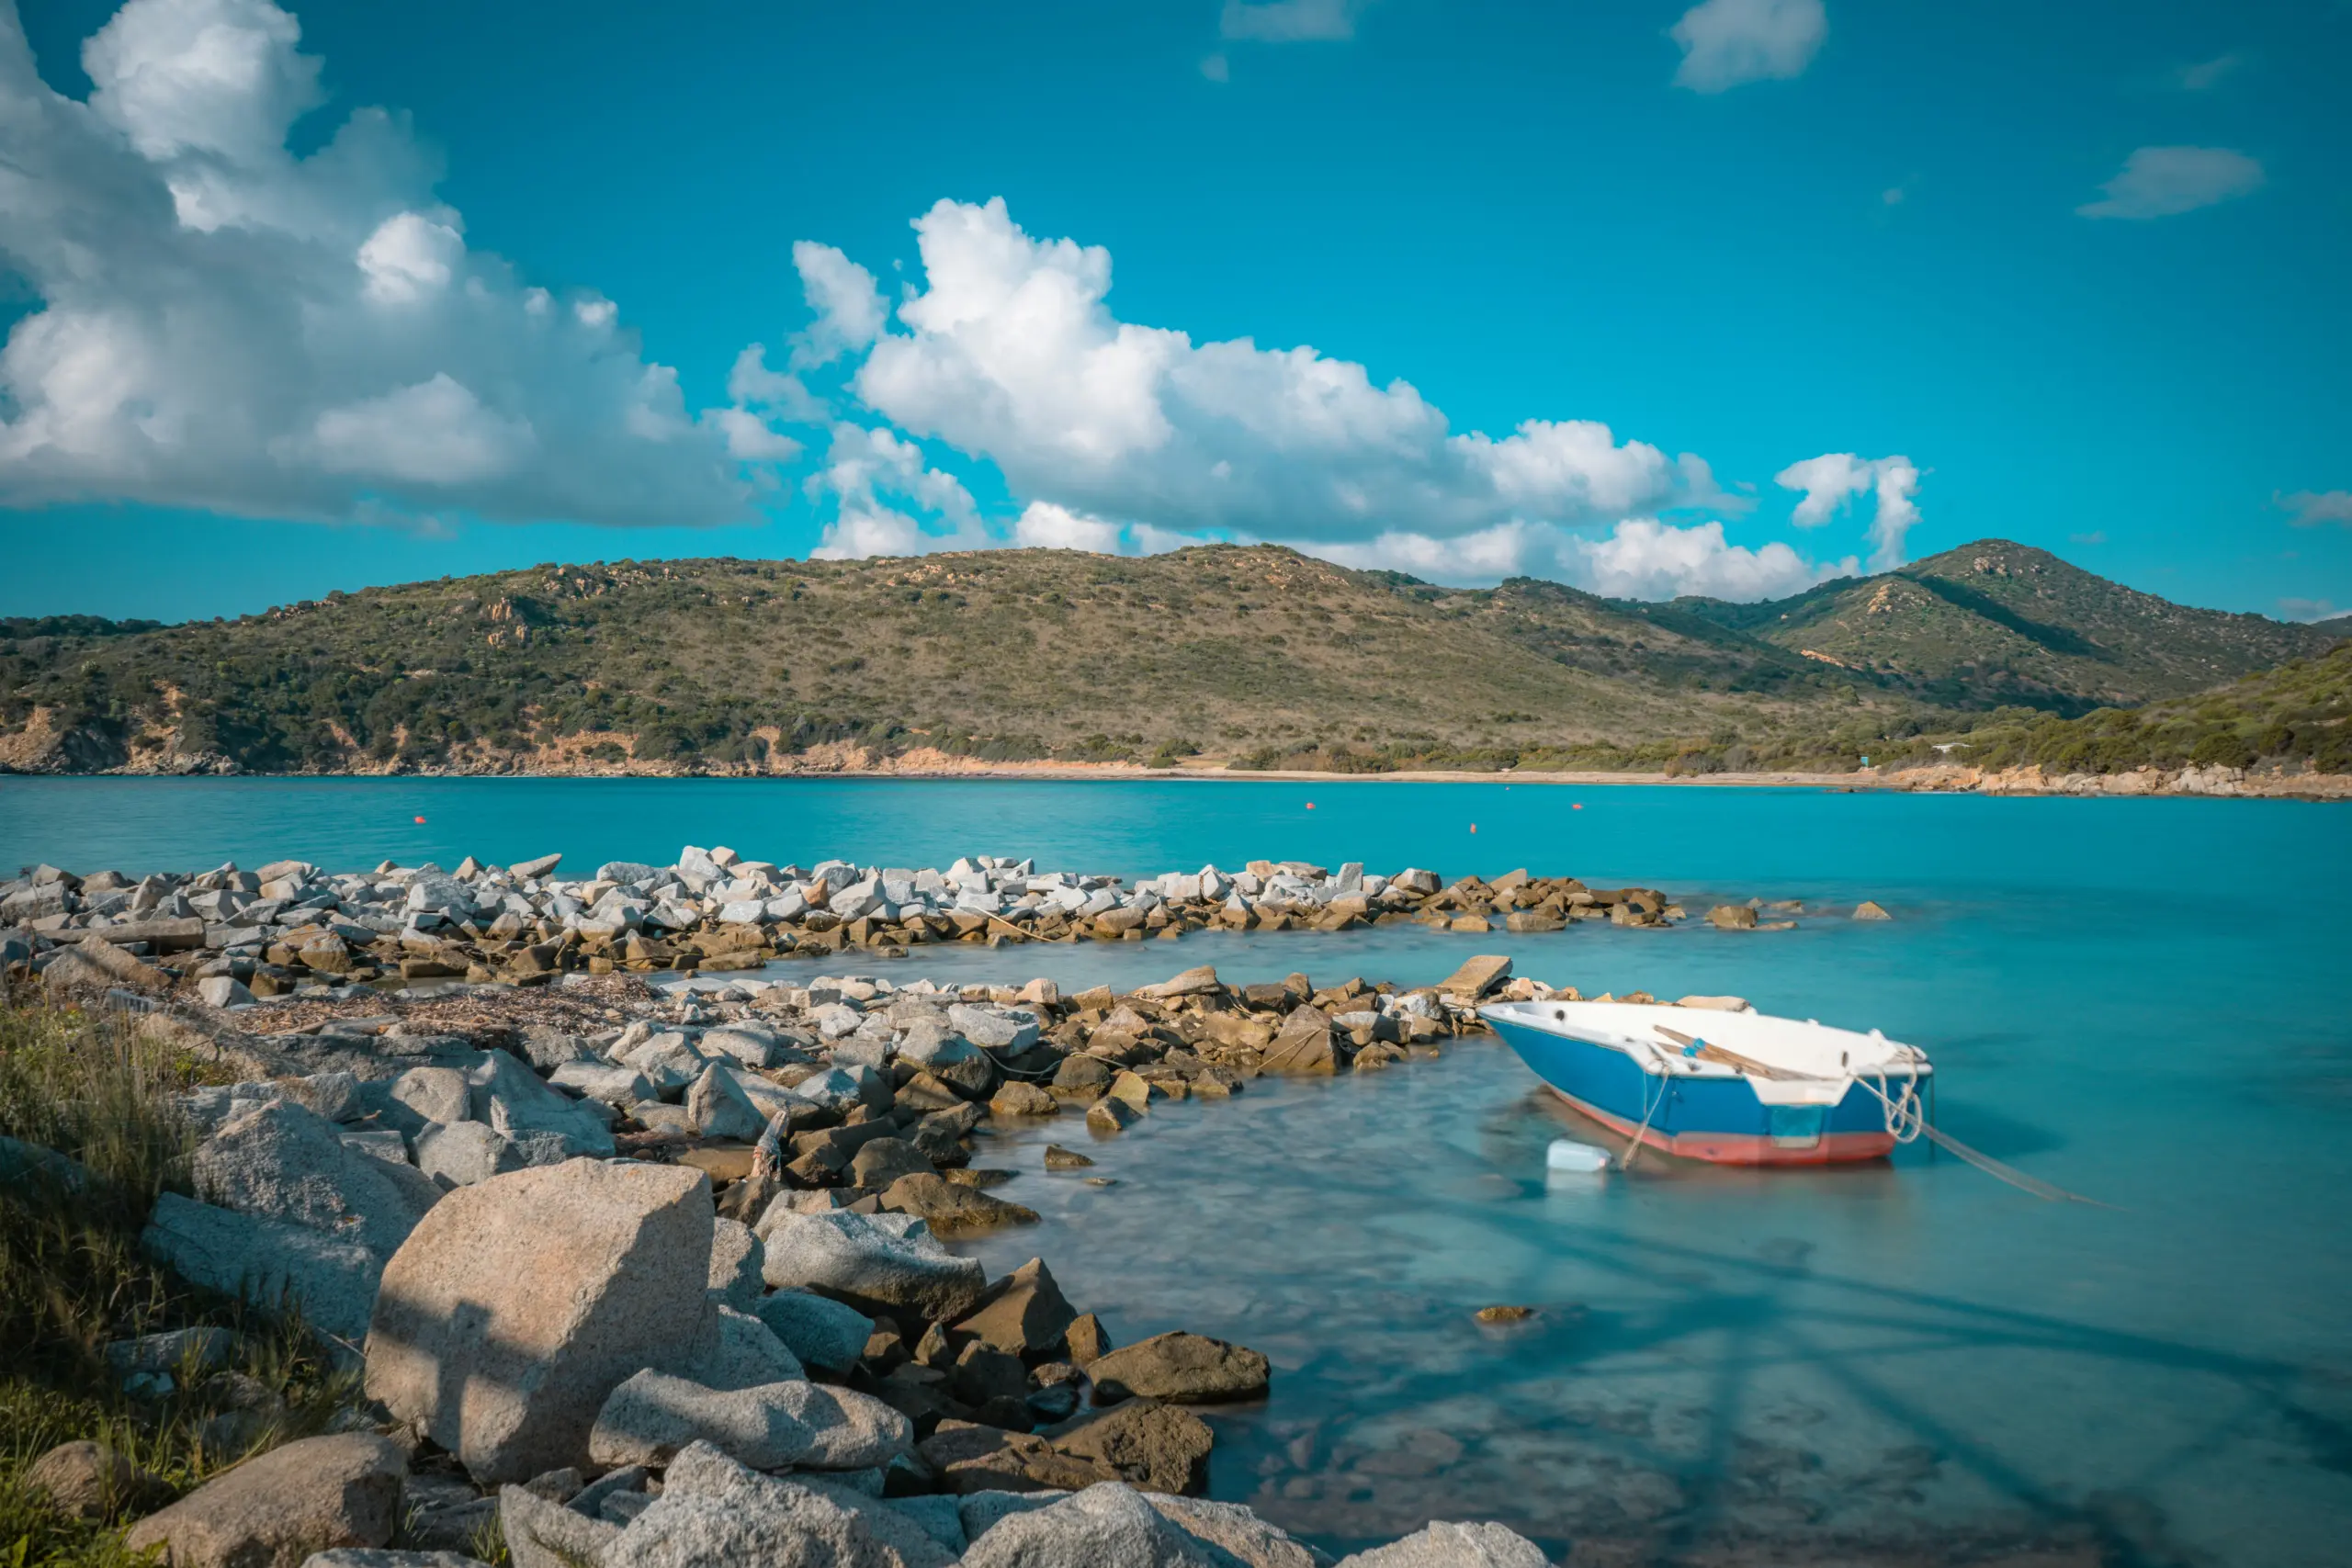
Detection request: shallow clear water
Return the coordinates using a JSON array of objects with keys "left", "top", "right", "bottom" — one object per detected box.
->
[{"left": 6, "top": 777, "right": 2349, "bottom": 1563}]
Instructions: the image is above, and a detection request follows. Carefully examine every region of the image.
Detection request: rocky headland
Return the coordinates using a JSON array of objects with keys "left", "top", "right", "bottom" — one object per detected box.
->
[{"left": 3, "top": 919, "right": 1639, "bottom": 1565}]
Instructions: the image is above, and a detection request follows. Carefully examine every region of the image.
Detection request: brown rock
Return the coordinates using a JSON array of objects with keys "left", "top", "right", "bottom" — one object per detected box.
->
[
  {"left": 1105, "top": 1071, "right": 1159, "bottom": 1113},
  {"left": 847, "top": 1137, "right": 933, "bottom": 1190},
  {"left": 1258, "top": 1008, "right": 1336, "bottom": 1076},
  {"left": 879, "top": 1172, "right": 1039, "bottom": 1237},
  {"left": 1087, "top": 1330, "right": 1270, "bottom": 1404},
  {"left": 1065, "top": 1313, "right": 1113, "bottom": 1368},
  {"left": 363, "top": 1159, "right": 717, "bottom": 1484},
  {"left": 1854, "top": 900, "right": 1894, "bottom": 920},
  {"left": 1048, "top": 1399, "right": 1216, "bottom": 1495},
  {"left": 1136, "top": 965, "right": 1221, "bottom": 1000},
  {"left": 953, "top": 1257, "right": 1077, "bottom": 1359},
  {"left": 1085, "top": 1098, "right": 1139, "bottom": 1134},
  {"left": 916, "top": 1423, "right": 1119, "bottom": 1495},
  {"left": 988, "top": 1082, "right": 1059, "bottom": 1118},
  {"left": 23, "top": 1439, "right": 167, "bottom": 1519},
  {"left": 1438, "top": 953, "right": 1512, "bottom": 999},
  {"left": 1043, "top": 1145, "right": 1094, "bottom": 1170},
  {"left": 1706, "top": 904, "right": 1758, "bottom": 930},
  {"left": 121, "top": 1433, "right": 405, "bottom": 1568},
  {"left": 1474, "top": 1304, "right": 1533, "bottom": 1325}
]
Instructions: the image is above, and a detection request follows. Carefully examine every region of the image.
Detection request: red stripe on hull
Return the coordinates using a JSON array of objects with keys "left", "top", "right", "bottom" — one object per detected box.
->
[{"left": 1543, "top": 1085, "right": 1896, "bottom": 1167}]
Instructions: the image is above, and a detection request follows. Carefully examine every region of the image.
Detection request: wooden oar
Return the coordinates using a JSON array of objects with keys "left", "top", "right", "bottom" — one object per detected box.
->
[{"left": 1652, "top": 1026, "right": 1818, "bottom": 1081}]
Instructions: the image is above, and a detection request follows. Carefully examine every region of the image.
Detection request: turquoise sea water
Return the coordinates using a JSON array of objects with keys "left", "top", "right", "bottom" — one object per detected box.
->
[{"left": 5, "top": 776, "right": 2350, "bottom": 1564}]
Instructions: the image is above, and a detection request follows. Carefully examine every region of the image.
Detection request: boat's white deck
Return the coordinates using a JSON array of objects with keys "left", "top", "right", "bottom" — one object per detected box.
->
[{"left": 1482, "top": 1000, "right": 1929, "bottom": 1106}]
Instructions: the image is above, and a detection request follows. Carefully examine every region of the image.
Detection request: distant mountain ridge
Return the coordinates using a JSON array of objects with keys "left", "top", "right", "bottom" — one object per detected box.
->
[
  {"left": 0, "top": 538, "right": 2338, "bottom": 777},
  {"left": 1654, "top": 540, "right": 2329, "bottom": 710}
]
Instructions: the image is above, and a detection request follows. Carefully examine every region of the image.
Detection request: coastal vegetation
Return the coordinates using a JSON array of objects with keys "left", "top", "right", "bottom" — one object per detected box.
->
[
  {"left": 0, "top": 995, "right": 350, "bottom": 1565},
  {"left": 1, "top": 539, "right": 2341, "bottom": 782}
]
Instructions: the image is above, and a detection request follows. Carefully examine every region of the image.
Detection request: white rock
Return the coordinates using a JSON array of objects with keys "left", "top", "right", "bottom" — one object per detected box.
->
[
  {"left": 757, "top": 1209, "right": 987, "bottom": 1321},
  {"left": 1332, "top": 1521, "right": 1551, "bottom": 1568},
  {"left": 960, "top": 1482, "right": 1223, "bottom": 1568},
  {"left": 588, "top": 1376, "right": 910, "bottom": 1472},
  {"left": 608, "top": 1441, "right": 951, "bottom": 1568}
]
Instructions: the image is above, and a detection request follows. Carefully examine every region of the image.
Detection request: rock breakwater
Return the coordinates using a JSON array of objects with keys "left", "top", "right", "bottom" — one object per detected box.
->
[{"left": 2, "top": 846, "right": 1770, "bottom": 1003}]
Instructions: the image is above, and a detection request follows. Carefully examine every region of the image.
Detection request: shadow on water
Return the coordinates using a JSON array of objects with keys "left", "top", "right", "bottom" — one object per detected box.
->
[{"left": 958, "top": 1052, "right": 2352, "bottom": 1568}]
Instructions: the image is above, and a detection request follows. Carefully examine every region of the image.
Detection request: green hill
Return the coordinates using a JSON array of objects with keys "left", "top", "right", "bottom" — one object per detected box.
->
[
  {"left": 0, "top": 541, "right": 2338, "bottom": 778},
  {"left": 1666, "top": 539, "right": 2333, "bottom": 711}
]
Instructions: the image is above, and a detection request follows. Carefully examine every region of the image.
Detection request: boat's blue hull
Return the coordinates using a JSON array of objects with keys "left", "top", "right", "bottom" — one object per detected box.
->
[{"left": 1488, "top": 1016, "right": 1914, "bottom": 1165}]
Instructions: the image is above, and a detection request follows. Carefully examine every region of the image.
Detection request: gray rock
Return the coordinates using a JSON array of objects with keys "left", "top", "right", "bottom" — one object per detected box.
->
[
  {"left": 702, "top": 1025, "right": 789, "bottom": 1069},
  {"left": 143, "top": 1191, "right": 382, "bottom": 1343},
  {"left": 0, "top": 1134, "right": 89, "bottom": 1192},
  {"left": 606, "top": 1441, "right": 953, "bottom": 1568},
  {"left": 1331, "top": 1522, "right": 1549, "bottom": 1568},
  {"left": 470, "top": 1050, "right": 615, "bottom": 1157},
  {"left": 686, "top": 1063, "right": 767, "bottom": 1142},
  {"left": 339, "top": 1129, "right": 413, "bottom": 1166},
  {"left": 887, "top": 1494, "right": 968, "bottom": 1553},
  {"left": 960, "top": 1481, "right": 1238, "bottom": 1567},
  {"left": 684, "top": 1304, "right": 805, "bottom": 1391},
  {"left": 753, "top": 1289, "right": 875, "bottom": 1374},
  {"left": 588, "top": 1371, "right": 910, "bottom": 1470},
  {"left": 790, "top": 1064, "right": 894, "bottom": 1114},
  {"left": 197, "top": 975, "right": 257, "bottom": 1008},
  {"left": 958, "top": 1491, "right": 1070, "bottom": 1542},
  {"left": 195, "top": 1100, "right": 440, "bottom": 1258},
  {"left": 758, "top": 1208, "right": 987, "bottom": 1321},
  {"left": 304, "top": 1552, "right": 488, "bottom": 1567},
  {"left": 948, "top": 1005, "right": 1040, "bottom": 1055},
  {"left": 1148, "top": 1495, "right": 1325, "bottom": 1568},
  {"left": 105, "top": 1325, "right": 245, "bottom": 1379},
  {"left": 413, "top": 1122, "right": 523, "bottom": 1187},
  {"left": 547, "top": 1061, "right": 656, "bottom": 1106},
  {"left": 390, "top": 1066, "right": 473, "bottom": 1128},
  {"left": 500, "top": 1483, "right": 621, "bottom": 1568},
  {"left": 516, "top": 1026, "right": 590, "bottom": 1072},
  {"left": 707, "top": 1217, "right": 764, "bottom": 1312}
]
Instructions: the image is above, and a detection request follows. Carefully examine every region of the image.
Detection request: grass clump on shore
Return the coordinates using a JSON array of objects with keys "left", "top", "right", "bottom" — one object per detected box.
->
[{"left": 0, "top": 990, "right": 356, "bottom": 1562}]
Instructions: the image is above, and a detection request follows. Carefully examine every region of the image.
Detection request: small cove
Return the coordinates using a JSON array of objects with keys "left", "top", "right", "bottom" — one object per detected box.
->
[{"left": 4, "top": 775, "right": 2347, "bottom": 1564}]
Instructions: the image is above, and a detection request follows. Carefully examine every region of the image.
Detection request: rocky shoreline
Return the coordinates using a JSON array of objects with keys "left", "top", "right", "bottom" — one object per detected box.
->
[
  {"left": 0, "top": 847, "right": 1796, "bottom": 1003},
  {"left": 8, "top": 738, "right": 2345, "bottom": 798},
  {"left": 6, "top": 929, "right": 1632, "bottom": 1565}
]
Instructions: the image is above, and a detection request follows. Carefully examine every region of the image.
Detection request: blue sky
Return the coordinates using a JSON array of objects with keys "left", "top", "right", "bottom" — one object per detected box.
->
[{"left": 2, "top": 0, "right": 2347, "bottom": 623}]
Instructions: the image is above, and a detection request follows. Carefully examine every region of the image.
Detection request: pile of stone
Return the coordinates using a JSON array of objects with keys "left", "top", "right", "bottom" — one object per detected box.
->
[
  {"left": 1, "top": 848, "right": 1693, "bottom": 1000},
  {"left": 29, "top": 955, "right": 1558, "bottom": 1566}
]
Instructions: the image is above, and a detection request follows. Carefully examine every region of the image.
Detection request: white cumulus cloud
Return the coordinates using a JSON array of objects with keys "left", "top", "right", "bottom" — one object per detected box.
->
[
  {"left": 0, "top": 0, "right": 784, "bottom": 526},
  {"left": 1775, "top": 452, "right": 1919, "bottom": 570},
  {"left": 1670, "top": 0, "right": 1827, "bottom": 93},
  {"left": 1312, "top": 518, "right": 1855, "bottom": 599},
  {"left": 842, "top": 197, "right": 1701, "bottom": 545},
  {"left": 2077, "top": 146, "right": 2265, "bottom": 220},
  {"left": 1012, "top": 501, "right": 1127, "bottom": 554},
  {"left": 2279, "top": 490, "right": 2352, "bottom": 528},
  {"left": 1220, "top": 0, "right": 1364, "bottom": 43}
]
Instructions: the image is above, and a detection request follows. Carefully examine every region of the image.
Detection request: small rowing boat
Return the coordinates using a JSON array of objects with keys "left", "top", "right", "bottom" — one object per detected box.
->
[{"left": 1480, "top": 999, "right": 1931, "bottom": 1166}]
